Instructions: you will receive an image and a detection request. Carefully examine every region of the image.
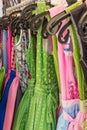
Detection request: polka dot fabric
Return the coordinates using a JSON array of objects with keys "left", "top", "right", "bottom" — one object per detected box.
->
[{"left": 25, "top": 2, "right": 58, "bottom": 130}]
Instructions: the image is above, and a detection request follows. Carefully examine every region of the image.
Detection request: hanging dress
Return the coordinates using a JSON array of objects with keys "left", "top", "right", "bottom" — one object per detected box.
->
[
  {"left": 56, "top": 2, "right": 82, "bottom": 130},
  {"left": 66, "top": 1, "right": 87, "bottom": 129},
  {"left": 0, "top": 27, "right": 16, "bottom": 130},
  {"left": 3, "top": 27, "right": 19, "bottom": 130},
  {"left": 0, "top": 34, "right": 16, "bottom": 130},
  {"left": 25, "top": 2, "right": 58, "bottom": 130},
  {"left": 12, "top": 29, "right": 36, "bottom": 130},
  {"left": 48, "top": 2, "right": 81, "bottom": 130},
  {"left": 49, "top": 4, "right": 67, "bottom": 118}
]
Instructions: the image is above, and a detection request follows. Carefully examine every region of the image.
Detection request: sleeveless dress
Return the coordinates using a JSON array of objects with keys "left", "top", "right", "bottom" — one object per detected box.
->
[
  {"left": 67, "top": 1, "right": 87, "bottom": 129},
  {"left": 47, "top": 3, "right": 80, "bottom": 130},
  {"left": 0, "top": 27, "right": 16, "bottom": 130},
  {"left": 3, "top": 27, "right": 19, "bottom": 130},
  {"left": 25, "top": 2, "right": 58, "bottom": 130},
  {"left": 12, "top": 29, "right": 36, "bottom": 130}
]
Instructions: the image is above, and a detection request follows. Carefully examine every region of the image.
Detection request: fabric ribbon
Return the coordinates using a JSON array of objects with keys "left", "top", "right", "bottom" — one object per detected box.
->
[
  {"left": 63, "top": 110, "right": 82, "bottom": 130},
  {"left": 47, "top": 90, "right": 57, "bottom": 123},
  {"left": 68, "top": 121, "right": 82, "bottom": 130},
  {"left": 28, "top": 79, "right": 35, "bottom": 91},
  {"left": 35, "top": 83, "right": 58, "bottom": 123}
]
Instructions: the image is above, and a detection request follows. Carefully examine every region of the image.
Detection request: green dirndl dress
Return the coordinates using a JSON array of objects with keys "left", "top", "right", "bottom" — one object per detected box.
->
[{"left": 25, "top": 2, "right": 58, "bottom": 130}]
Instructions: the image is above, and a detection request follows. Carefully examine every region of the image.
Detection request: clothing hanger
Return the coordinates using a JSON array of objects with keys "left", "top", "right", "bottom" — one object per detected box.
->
[
  {"left": 41, "top": 17, "right": 50, "bottom": 38},
  {"left": 78, "top": 11, "right": 87, "bottom": 42},
  {"left": 0, "top": 16, "right": 9, "bottom": 30},
  {"left": 21, "top": 4, "right": 37, "bottom": 21},
  {"left": 10, "top": 15, "right": 29, "bottom": 37},
  {"left": 46, "top": 11, "right": 66, "bottom": 35},
  {"left": 15, "top": 29, "right": 23, "bottom": 47},
  {"left": 46, "top": 12, "right": 70, "bottom": 35},
  {"left": 30, "top": 11, "right": 49, "bottom": 31},
  {"left": 8, "top": 10, "right": 22, "bottom": 21},
  {"left": 21, "top": 2, "right": 52, "bottom": 23},
  {"left": 2, "top": 16, "right": 9, "bottom": 30},
  {"left": 46, "top": 0, "right": 85, "bottom": 36},
  {"left": 30, "top": 7, "right": 65, "bottom": 38},
  {"left": 57, "top": 1, "right": 87, "bottom": 43},
  {"left": 10, "top": 4, "right": 37, "bottom": 36},
  {"left": 8, "top": 10, "right": 22, "bottom": 36},
  {"left": 10, "top": 16, "right": 21, "bottom": 36},
  {"left": 10, "top": 1, "right": 53, "bottom": 36},
  {"left": 28, "top": 1, "right": 54, "bottom": 31}
]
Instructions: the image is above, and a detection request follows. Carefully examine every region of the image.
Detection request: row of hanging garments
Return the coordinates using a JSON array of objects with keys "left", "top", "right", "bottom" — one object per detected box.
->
[{"left": 0, "top": 0, "right": 87, "bottom": 130}]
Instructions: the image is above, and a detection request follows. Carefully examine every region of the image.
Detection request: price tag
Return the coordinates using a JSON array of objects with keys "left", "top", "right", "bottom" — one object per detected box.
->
[
  {"left": 51, "top": 0, "right": 68, "bottom": 6},
  {"left": 51, "top": 0, "right": 62, "bottom": 5}
]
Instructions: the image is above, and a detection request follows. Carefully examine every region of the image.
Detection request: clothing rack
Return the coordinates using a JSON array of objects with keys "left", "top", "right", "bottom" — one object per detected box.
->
[
  {"left": 6, "top": 0, "right": 52, "bottom": 15},
  {"left": 6, "top": 0, "right": 35, "bottom": 15}
]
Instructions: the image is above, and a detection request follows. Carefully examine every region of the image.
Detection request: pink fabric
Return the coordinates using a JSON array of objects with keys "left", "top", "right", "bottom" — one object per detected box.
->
[
  {"left": 3, "top": 26, "right": 19, "bottom": 130},
  {"left": 3, "top": 71, "right": 19, "bottom": 130},
  {"left": 4, "top": 27, "right": 12, "bottom": 90},
  {"left": 58, "top": 43, "right": 67, "bottom": 99},
  {"left": 64, "top": 51, "right": 79, "bottom": 99},
  {"left": 49, "top": 5, "right": 79, "bottom": 100},
  {"left": 62, "top": 99, "right": 79, "bottom": 108},
  {"left": 49, "top": 5, "right": 68, "bottom": 100},
  {"left": 49, "top": 6, "right": 66, "bottom": 118},
  {"left": 49, "top": 6, "right": 79, "bottom": 124},
  {"left": 49, "top": 5, "right": 65, "bottom": 17},
  {"left": 68, "top": 111, "right": 87, "bottom": 130},
  {"left": 57, "top": 22, "right": 78, "bottom": 100}
]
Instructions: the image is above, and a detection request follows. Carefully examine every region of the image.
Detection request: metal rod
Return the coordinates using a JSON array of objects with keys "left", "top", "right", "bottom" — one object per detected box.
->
[{"left": 6, "top": 0, "right": 35, "bottom": 15}]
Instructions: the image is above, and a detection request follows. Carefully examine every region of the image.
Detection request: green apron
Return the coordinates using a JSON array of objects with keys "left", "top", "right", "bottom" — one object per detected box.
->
[{"left": 25, "top": 2, "right": 58, "bottom": 130}]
